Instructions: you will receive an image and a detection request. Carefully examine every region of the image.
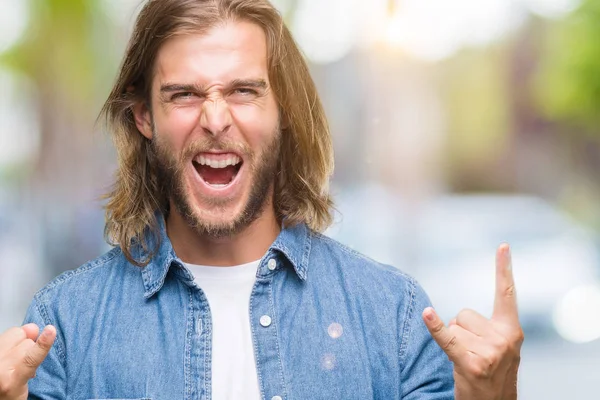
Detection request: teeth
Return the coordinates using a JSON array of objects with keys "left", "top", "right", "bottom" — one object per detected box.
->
[
  {"left": 195, "top": 154, "right": 241, "bottom": 169},
  {"left": 209, "top": 183, "right": 228, "bottom": 188}
]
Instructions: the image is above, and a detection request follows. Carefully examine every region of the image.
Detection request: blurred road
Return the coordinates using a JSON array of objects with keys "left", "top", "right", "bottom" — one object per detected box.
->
[{"left": 519, "top": 337, "right": 600, "bottom": 399}]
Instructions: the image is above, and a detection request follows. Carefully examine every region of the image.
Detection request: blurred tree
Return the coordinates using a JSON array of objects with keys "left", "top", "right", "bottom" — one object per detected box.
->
[
  {"left": 0, "top": 0, "right": 119, "bottom": 277},
  {"left": 534, "top": 0, "right": 600, "bottom": 134},
  {"left": 436, "top": 44, "right": 513, "bottom": 192},
  {"left": 531, "top": 1, "right": 600, "bottom": 227}
]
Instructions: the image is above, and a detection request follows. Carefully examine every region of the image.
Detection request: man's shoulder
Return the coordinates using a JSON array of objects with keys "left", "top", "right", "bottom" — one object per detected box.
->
[
  {"left": 33, "top": 246, "right": 132, "bottom": 301},
  {"left": 309, "top": 231, "right": 417, "bottom": 291},
  {"left": 307, "top": 231, "right": 434, "bottom": 341}
]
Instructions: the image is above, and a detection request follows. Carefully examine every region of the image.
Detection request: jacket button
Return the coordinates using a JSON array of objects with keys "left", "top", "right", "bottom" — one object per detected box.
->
[
  {"left": 260, "top": 315, "right": 272, "bottom": 327},
  {"left": 267, "top": 258, "right": 277, "bottom": 271},
  {"left": 272, "top": 396, "right": 283, "bottom": 400}
]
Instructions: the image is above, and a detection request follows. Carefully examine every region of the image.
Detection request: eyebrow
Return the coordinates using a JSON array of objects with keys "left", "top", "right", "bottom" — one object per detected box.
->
[
  {"left": 160, "top": 83, "right": 202, "bottom": 93},
  {"left": 229, "top": 79, "right": 268, "bottom": 90},
  {"left": 160, "top": 79, "right": 268, "bottom": 94}
]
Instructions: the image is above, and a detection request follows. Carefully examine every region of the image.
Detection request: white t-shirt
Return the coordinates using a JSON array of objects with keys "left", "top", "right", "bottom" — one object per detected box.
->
[{"left": 185, "top": 260, "right": 261, "bottom": 400}]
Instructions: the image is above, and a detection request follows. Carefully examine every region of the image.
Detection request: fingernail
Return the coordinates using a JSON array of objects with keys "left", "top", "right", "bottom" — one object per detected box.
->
[
  {"left": 42, "top": 325, "right": 56, "bottom": 336},
  {"left": 506, "top": 246, "right": 512, "bottom": 270},
  {"left": 424, "top": 307, "right": 436, "bottom": 321}
]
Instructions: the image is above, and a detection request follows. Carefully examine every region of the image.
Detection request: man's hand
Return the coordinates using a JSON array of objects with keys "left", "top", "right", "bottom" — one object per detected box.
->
[
  {"left": 0, "top": 324, "right": 56, "bottom": 400},
  {"left": 423, "top": 244, "right": 524, "bottom": 400}
]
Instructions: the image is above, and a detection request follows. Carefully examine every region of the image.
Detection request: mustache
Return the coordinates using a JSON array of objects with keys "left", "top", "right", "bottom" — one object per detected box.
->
[{"left": 181, "top": 137, "right": 252, "bottom": 161}]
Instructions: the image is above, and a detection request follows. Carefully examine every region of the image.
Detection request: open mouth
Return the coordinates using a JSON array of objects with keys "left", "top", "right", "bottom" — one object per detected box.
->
[{"left": 192, "top": 153, "right": 243, "bottom": 188}]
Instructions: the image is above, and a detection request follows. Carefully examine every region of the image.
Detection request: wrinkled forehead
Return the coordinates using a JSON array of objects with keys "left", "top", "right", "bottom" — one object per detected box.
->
[{"left": 152, "top": 21, "right": 270, "bottom": 89}]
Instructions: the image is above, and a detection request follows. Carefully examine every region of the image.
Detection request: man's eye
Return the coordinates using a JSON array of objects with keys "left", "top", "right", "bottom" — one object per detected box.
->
[
  {"left": 172, "top": 92, "right": 196, "bottom": 100},
  {"left": 233, "top": 88, "right": 257, "bottom": 96}
]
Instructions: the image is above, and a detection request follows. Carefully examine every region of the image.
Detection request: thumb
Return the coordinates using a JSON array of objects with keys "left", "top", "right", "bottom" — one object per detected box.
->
[
  {"left": 422, "top": 307, "right": 461, "bottom": 361},
  {"left": 23, "top": 325, "right": 56, "bottom": 369}
]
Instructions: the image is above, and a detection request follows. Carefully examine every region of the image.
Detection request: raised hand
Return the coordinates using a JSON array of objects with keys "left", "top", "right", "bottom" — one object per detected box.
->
[
  {"left": 423, "top": 244, "right": 524, "bottom": 400},
  {"left": 0, "top": 324, "right": 56, "bottom": 400}
]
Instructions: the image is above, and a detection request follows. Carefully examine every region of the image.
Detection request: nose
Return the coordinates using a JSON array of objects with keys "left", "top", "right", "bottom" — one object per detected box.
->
[{"left": 199, "top": 97, "right": 232, "bottom": 137}]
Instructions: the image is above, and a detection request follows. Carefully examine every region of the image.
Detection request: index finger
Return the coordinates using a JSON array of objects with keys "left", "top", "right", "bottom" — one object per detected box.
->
[
  {"left": 0, "top": 325, "right": 36, "bottom": 354},
  {"left": 492, "top": 244, "right": 519, "bottom": 324},
  {"left": 423, "top": 307, "right": 466, "bottom": 362},
  {"left": 21, "top": 323, "right": 41, "bottom": 341}
]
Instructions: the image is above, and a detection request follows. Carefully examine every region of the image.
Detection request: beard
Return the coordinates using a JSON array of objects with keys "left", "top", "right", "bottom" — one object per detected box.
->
[{"left": 150, "top": 124, "right": 281, "bottom": 238}]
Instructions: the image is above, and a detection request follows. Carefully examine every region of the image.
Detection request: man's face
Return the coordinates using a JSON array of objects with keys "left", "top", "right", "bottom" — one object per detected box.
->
[{"left": 142, "top": 21, "right": 281, "bottom": 237}]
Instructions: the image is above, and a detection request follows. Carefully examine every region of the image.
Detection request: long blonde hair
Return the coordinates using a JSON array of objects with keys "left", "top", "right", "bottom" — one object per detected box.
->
[{"left": 100, "top": 0, "right": 334, "bottom": 266}]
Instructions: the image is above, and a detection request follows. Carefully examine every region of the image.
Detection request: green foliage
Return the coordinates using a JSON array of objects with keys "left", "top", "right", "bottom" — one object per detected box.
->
[
  {"left": 534, "top": 0, "right": 600, "bottom": 132},
  {"left": 0, "top": 0, "right": 116, "bottom": 109},
  {"left": 438, "top": 45, "right": 512, "bottom": 164}
]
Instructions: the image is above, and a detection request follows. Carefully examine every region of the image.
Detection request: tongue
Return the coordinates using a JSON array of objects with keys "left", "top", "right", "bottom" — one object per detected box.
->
[{"left": 198, "top": 165, "right": 237, "bottom": 185}]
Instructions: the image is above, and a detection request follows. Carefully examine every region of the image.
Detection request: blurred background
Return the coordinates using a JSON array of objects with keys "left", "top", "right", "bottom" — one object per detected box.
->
[{"left": 1, "top": 0, "right": 600, "bottom": 397}]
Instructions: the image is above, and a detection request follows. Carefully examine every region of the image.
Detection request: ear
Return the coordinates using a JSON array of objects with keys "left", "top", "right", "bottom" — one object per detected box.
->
[
  {"left": 133, "top": 100, "right": 153, "bottom": 140},
  {"left": 280, "top": 110, "right": 291, "bottom": 130}
]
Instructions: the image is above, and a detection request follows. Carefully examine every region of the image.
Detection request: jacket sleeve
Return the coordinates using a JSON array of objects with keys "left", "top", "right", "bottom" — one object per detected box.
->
[
  {"left": 399, "top": 278, "right": 455, "bottom": 399},
  {"left": 22, "top": 296, "right": 67, "bottom": 400}
]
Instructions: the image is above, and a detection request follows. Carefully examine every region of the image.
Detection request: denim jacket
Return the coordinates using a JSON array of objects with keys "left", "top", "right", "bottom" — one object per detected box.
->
[{"left": 24, "top": 217, "right": 453, "bottom": 399}]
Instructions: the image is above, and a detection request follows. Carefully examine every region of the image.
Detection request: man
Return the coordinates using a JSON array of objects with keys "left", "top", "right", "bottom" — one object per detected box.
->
[{"left": 0, "top": 0, "right": 523, "bottom": 399}]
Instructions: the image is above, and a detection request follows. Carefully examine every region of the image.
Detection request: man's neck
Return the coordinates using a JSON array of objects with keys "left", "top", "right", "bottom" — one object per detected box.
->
[{"left": 165, "top": 206, "right": 281, "bottom": 267}]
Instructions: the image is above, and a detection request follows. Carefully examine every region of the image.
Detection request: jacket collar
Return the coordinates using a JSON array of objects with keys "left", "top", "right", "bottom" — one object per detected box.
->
[{"left": 138, "top": 214, "right": 312, "bottom": 298}]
